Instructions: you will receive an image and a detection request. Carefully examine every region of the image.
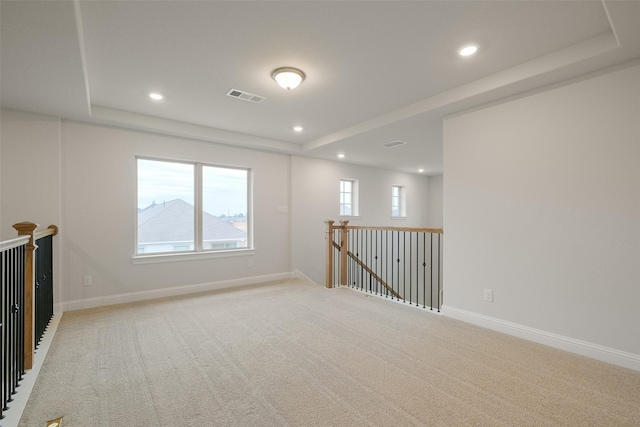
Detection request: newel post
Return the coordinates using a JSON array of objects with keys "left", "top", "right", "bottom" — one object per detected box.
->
[
  {"left": 325, "top": 220, "right": 335, "bottom": 288},
  {"left": 339, "top": 220, "right": 349, "bottom": 286},
  {"left": 13, "top": 221, "right": 38, "bottom": 370}
]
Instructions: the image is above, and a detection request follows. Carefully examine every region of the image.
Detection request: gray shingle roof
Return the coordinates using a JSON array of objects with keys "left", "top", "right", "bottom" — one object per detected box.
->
[{"left": 138, "top": 199, "right": 247, "bottom": 243}]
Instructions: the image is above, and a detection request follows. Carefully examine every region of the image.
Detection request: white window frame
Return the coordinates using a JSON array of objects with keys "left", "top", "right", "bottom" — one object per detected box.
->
[
  {"left": 133, "top": 156, "right": 254, "bottom": 264},
  {"left": 340, "top": 178, "right": 359, "bottom": 217},
  {"left": 391, "top": 185, "right": 407, "bottom": 219}
]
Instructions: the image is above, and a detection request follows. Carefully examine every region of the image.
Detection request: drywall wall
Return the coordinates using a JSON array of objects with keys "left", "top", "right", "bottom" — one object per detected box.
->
[
  {"left": 57, "top": 121, "right": 291, "bottom": 307},
  {"left": 427, "top": 174, "right": 443, "bottom": 228},
  {"left": 1, "top": 111, "right": 437, "bottom": 310},
  {"left": 1, "top": 109, "right": 63, "bottom": 307},
  {"left": 291, "top": 155, "right": 431, "bottom": 286},
  {"left": 0, "top": 109, "right": 61, "bottom": 239},
  {"left": 443, "top": 63, "right": 640, "bottom": 361}
]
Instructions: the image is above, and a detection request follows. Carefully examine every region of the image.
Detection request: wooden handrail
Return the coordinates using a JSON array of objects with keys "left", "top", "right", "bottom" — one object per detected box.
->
[
  {"left": 347, "top": 251, "right": 401, "bottom": 299},
  {"left": 34, "top": 224, "right": 59, "bottom": 240},
  {"left": 0, "top": 235, "right": 30, "bottom": 252},
  {"left": 344, "top": 225, "right": 443, "bottom": 234}
]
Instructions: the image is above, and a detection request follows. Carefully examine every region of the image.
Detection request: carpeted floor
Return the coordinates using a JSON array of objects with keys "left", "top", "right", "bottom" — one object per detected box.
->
[{"left": 19, "top": 279, "right": 640, "bottom": 426}]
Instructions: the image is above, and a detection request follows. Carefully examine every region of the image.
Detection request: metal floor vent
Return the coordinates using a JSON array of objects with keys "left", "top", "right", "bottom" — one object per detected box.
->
[
  {"left": 382, "top": 140, "right": 407, "bottom": 148},
  {"left": 46, "top": 417, "right": 63, "bottom": 427},
  {"left": 227, "top": 89, "right": 265, "bottom": 103}
]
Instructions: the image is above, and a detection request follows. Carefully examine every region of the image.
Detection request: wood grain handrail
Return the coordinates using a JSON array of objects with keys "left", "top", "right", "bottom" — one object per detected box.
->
[
  {"left": 343, "top": 225, "right": 443, "bottom": 233},
  {"left": 34, "top": 224, "right": 59, "bottom": 240},
  {"left": 347, "top": 251, "right": 401, "bottom": 299},
  {"left": 0, "top": 235, "right": 31, "bottom": 252}
]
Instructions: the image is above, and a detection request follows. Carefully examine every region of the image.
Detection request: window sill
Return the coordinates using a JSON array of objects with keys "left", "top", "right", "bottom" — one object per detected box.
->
[
  {"left": 132, "top": 248, "right": 255, "bottom": 265},
  {"left": 391, "top": 216, "right": 407, "bottom": 220}
]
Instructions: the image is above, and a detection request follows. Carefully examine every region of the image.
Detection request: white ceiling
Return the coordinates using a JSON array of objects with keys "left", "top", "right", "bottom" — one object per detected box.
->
[{"left": 2, "top": 1, "right": 639, "bottom": 175}]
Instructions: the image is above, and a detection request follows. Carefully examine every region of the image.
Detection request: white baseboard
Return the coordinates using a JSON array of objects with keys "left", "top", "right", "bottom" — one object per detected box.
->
[
  {"left": 293, "top": 269, "right": 318, "bottom": 285},
  {"left": 441, "top": 305, "right": 640, "bottom": 373},
  {"left": 58, "top": 272, "right": 294, "bottom": 312}
]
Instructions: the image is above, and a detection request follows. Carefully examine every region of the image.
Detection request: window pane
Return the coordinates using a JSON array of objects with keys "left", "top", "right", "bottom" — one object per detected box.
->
[
  {"left": 340, "top": 179, "right": 357, "bottom": 217},
  {"left": 391, "top": 185, "right": 405, "bottom": 217},
  {"left": 137, "top": 159, "right": 195, "bottom": 254},
  {"left": 392, "top": 186, "right": 399, "bottom": 216},
  {"left": 203, "top": 166, "right": 248, "bottom": 250}
]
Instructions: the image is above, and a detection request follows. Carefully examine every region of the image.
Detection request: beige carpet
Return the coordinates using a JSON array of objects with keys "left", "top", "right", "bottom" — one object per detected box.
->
[{"left": 19, "top": 279, "right": 640, "bottom": 426}]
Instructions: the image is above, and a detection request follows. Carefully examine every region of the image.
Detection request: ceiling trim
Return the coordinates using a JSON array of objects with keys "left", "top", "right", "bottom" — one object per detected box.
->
[
  {"left": 602, "top": 0, "right": 640, "bottom": 49},
  {"left": 89, "top": 106, "right": 302, "bottom": 153},
  {"left": 303, "top": 31, "right": 618, "bottom": 152},
  {"left": 73, "top": 0, "right": 92, "bottom": 115}
]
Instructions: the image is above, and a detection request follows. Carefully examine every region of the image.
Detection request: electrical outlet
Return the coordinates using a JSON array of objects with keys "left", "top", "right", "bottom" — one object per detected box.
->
[
  {"left": 247, "top": 259, "right": 254, "bottom": 268},
  {"left": 484, "top": 289, "right": 493, "bottom": 302},
  {"left": 83, "top": 275, "right": 92, "bottom": 287}
]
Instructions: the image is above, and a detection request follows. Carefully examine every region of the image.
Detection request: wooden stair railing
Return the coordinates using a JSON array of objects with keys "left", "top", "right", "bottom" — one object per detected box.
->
[
  {"left": 346, "top": 250, "right": 401, "bottom": 299},
  {"left": 1, "top": 222, "right": 58, "bottom": 419},
  {"left": 326, "top": 220, "right": 443, "bottom": 311},
  {"left": 11, "top": 223, "right": 58, "bottom": 370}
]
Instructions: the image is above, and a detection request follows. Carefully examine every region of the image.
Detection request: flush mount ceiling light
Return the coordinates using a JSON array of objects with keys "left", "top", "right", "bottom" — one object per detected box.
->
[
  {"left": 337, "top": 153, "right": 345, "bottom": 159},
  {"left": 458, "top": 44, "right": 478, "bottom": 57},
  {"left": 149, "top": 92, "right": 163, "bottom": 100},
  {"left": 271, "top": 67, "right": 306, "bottom": 90},
  {"left": 293, "top": 126, "right": 304, "bottom": 132}
]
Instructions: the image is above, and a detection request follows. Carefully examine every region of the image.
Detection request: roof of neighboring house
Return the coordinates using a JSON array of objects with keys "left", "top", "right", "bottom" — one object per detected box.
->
[{"left": 138, "top": 199, "right": 247, "bottom": 243}]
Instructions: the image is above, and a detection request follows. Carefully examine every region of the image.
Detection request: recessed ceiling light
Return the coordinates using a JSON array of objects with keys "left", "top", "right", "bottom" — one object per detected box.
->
[
  {"left": 418, "top": 168, "right": 424, "bottom": 173},
  {"left": 458, "top": 44, "right": 478, "bottom": 57},
  {"left": 293, "top": 126, "right": 303, "bottom": 132},
  {"left": 337, "top": 153, "right": 345, "bottom": 159},
  {"left": 149, "top": 93, "right": 163, "bottom": 100}
]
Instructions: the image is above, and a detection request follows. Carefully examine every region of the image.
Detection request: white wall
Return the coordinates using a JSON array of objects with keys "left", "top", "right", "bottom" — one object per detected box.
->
[
  {"left": 1, "top": 114, "right": 291, "bottom": 310},
  {"left": 57, "top": 121, "right": 291, "bottom": 308},
  {"left": 1, "top": 109, "right": 63, "bottom": 306},
  {"left": 291, "top": 155, "right": 431, "bottom": 285},
  {"left": 427, "top": 174, "right": 443, "bottom": 229},
  {"left": 1, "top": 110, "right": 439, "bottom": 311},
  {"left": 443, "top": 63, "right": 640, "bottom": 366},
  {"left": 0, "top": 109, "right": 61, "bottom": 239}
]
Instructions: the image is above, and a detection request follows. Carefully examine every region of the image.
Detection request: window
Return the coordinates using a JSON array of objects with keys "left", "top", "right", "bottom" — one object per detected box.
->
[
  {"left": 340, "top": 179, "right": 359, "bottom": 216},
  {"left": 136, "top": 158, "right": 250, "bottom": 256},
  {"left": 210, "top": 242, "right": 238, "bottom": 250},
  {"left": 392, "top": 185, "right": 406, "bottom": 218}
]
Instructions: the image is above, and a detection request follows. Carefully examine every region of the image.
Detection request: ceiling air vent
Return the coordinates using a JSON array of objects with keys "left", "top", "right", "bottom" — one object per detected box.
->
[
  {"left": 226, "top": 89, "right": 265, "bottom": 103},
  {"left": 382, "top": 140, "right": 407, "bottom": 148}
]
